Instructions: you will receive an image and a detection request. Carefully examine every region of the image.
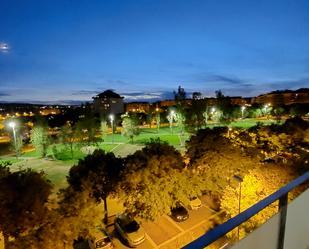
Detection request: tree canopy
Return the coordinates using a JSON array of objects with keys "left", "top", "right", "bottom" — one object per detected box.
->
[
  {"left": 118, "top": 139, "right": 204, "bottom": 220},
  {"left": 67, "top": 149, "right": 124, "bottom": 222}
]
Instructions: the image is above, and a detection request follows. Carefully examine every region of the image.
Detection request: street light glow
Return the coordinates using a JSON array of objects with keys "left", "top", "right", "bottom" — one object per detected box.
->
[
  {"left": 8, "top": 121, "right": 15, "bottom": 129},
  {"left": 109, "top": 114, "right": 114, "bottom": 121}
]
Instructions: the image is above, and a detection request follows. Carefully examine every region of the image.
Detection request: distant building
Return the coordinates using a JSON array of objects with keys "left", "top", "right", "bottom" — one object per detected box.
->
[
  {"left": 93, "top": 90, "right": 124, "bottom": 115},
  {"left": 251, "top": 88, "right": 309, "bottom": 106},
  {"left": 125, "top": 102, "right": 153, "bottom": 113}
]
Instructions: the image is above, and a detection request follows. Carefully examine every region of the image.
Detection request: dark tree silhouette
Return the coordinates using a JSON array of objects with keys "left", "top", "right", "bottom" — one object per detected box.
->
[
  {"left": 0, "top": 167, "right": 52, "bottom": 248},
  {"left": 67, "top": 149, "right": 124, "bottom": 223}
]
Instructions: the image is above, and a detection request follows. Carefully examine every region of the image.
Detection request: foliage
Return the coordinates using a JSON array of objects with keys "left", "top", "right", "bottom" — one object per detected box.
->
[
  {"left": 9, "top": 187, "right": 103, "bottom": 249},
  {"left": 186, "top": 127, "right": 261, "bottom": 196},
  {"left": 121, "top": 113, "right": 140, "bottom": 143},
  {"left": 175, "top": 111, "right": 186, "bottom": 133},
  {"left": 30, "top": 125, "right": 49, "bottom": 157},
  {"left": 100, "top": 120, "right": 109, "bottom": 140},
  {"left": 220, "top": 164, "right": 297, "bottom": 240},
  {"left": 75, "top": 116, "right": 100, "bottom": 146},
  {"left": 156, "top": 112, "right": 161, "bottom": 132},
  {"left": 118, "top": 139, "right": 203, "bottom": 220},
  {"left": 59, "top": 122, "right": 79, "bottom": 159},
  {"left": 0, "top": 168, "right": 52, "bottom": 247},
  {"left": 67, "top": 149, "right": 124, "bottom": 222}
]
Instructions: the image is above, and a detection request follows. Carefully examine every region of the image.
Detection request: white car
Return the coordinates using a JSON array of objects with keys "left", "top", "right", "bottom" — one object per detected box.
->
[
  {"left": 189, "top": 197, "right": 202, "bottom": 210},
  {"left": 88, "top": 228, "right": 114, "bottom": 249},
  {"left": 114, "top": 213, "right": 145, "bottom": 247}
]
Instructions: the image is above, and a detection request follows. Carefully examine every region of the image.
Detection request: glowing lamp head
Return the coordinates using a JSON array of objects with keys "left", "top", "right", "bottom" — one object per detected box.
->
[
  {"left": 109, "top": 114, "right": 114, "bottom": 121},
  {"left": 9, "top": 122, "right": 15, "bottom": 129},
  {"left": 241, "top": 106, "right": 246, "bottom": 111}
]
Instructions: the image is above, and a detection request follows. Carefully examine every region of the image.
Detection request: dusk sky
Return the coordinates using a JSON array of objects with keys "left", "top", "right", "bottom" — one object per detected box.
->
[{"left": 0, "top": 0, "right": 309, "bottom": 104}]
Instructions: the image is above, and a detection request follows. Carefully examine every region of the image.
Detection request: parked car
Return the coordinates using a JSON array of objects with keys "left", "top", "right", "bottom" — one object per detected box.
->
[
  {"left": 88, "top": 227, "right": 114, "bottom": 249},
  {"left": 170, "top": 203, "right": 189, "bottom": 222},
  {"left": 189, "top": 196, "right": 202, "bottom": 210},
  {"left": 114, "top": 213, "right": 145, "bottom": 247}
]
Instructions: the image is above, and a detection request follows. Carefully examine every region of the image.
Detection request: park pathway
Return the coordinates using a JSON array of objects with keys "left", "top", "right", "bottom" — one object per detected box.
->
[{"left": 111, "top": 143, "right": 144, "bottom": 157}]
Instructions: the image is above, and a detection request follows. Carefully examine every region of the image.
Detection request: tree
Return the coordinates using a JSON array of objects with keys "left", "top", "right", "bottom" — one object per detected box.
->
[
  {"left": 67, "top": 149, "right": 124, "bottom": 224},
  {"left": 215, "top": 90, "right": 233, "bottom": 124},
  {"left": 167, "top": 110, "right": 176, "bottom": 133},
  {"left": 30, "top": 125, "right": 49, "bottom": 157},
  {"left": 220, "top": 164, "right": 297, "bottom": 240},
  {"left": 75, "top": 116, "right": 100, "bottom": 146},
  {"left": 0, "top": 168, "right": 52, "bottom": 248},
  {"left": 100, "top": 120, "right": 109, "bottom": 141},
  {"left": 9, "top": 187, "right": 103, "bottom": 249},
  {"left": 118, "top": 139, "right": 203, "bottom": 220},
  {"left": 174, "top": 85, "right": 186, "bottom": 101},
  {"left": 186, "top": 127, "right": 261, "bottom": 196},
  {"left": 59, "top": 122, "right": 78, "bottom": 159},
  {"left": 121, "top": 113, "right": 140, "bottom": 143},
  {"left": 156, "top": 111, "right": 161, "bottom": 133}
]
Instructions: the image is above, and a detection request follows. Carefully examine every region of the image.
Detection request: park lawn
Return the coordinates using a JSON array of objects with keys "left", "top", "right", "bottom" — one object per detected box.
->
[
  {"left": 230, "top": 118, "right": 278, "bottom": 128},
  {"left": 8, "top": 158, "right": 73, "bottom": 190},
  {"left": 22, "top": 143, "right": 120, "bottom": 161}
]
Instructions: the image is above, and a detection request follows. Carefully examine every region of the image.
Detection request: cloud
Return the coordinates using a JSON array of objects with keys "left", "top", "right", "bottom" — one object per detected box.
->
[
  {"left": 211, "top": 75, "right": 245, "bottom": 85},
  {"left": 72, "top": 90, "right": 101, "bottom": 96},
  {"left": 0, "top": 42, "right": 10, "bottom": 53},
  {"left": 0, "top": 92, "right": 10, "bottom": 97},
  {"left": 121, "top": 91, "right": 174, "bottom": 102},
  {"left": 264, "top": 78, "right": 309, "bottom": 90}
]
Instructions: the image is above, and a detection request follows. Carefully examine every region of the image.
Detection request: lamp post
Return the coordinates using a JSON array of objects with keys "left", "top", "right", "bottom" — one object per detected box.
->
[
  {"left": 9, "top": 121, "right": 17, "bottom": 158},
  {"left": 233, "top": 175, "right": 243, "bottom": 241},
  {"left": 109, "top": 114, "right": 114, "bottom": 144}
]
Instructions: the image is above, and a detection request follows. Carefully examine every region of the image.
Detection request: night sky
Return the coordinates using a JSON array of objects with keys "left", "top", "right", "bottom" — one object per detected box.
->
[{"left": 0, "top": 0, "right": 309, "bottom": 104}]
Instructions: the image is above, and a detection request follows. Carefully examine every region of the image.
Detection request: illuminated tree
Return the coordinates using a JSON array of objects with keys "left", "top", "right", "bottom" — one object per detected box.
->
[
  {"left": 186, "top": 127, "right": 261, "bottom": 196},
  {"left": 220, "top": 165, "right": 297, "bottom": 240},
  {"left": 30, "top": 125, "right": 49, "bottom": 157},
  {"left": 121, "top": 113, "right": 140, "bottom": 143},
  {"left": 118, "top": 139, "right": 204, "bottom": 220},
  {"left": 67, "top": 149, "right": 123, "bottom": 223},
  {"left": 100, "top": 120, "right": 109, "bottom": 141},
  {"left": 9, "top": 188, "right": 103, "bottom": 249}
]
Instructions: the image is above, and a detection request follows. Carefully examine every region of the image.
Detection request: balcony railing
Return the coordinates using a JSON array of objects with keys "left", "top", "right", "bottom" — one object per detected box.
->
[{"left": 182, "top": 171, "right": 309, "bottom": 249}]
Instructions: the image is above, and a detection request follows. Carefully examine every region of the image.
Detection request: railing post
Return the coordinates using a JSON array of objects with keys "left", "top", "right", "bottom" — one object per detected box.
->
[{"left": 278, "top": 193, "right": 288, "bottom": 249}]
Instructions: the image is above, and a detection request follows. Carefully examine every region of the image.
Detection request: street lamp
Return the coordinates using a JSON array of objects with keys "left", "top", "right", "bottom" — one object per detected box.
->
[
  {"left": 211, "top": 107, "right": 216, "bottom": 114},
  {"left": 8, "top": 121, "right": 18, "bottom": 158},
  {"left": 241, "top": 106, "right": 246, "bottom": 119},
  {"left": 233, "top": 175, "right": 243, "bottom": 241},
  {"left": 109, "top": 114, "right": 114, "bottom": 144}
]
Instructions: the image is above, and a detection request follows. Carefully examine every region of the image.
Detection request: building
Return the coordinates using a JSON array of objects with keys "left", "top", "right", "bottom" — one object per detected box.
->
[
  {"left": 251, "top": 88, "right": 309, "bottom": 106},
  {"left": 93, "top": 90, "right": 124, "bottom": 116},
  {"left": 125, "top": 102, "right": 153, "bottom": 113}
]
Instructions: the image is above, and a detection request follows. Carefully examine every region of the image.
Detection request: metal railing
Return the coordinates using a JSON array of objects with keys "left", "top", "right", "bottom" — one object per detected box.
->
[{"left": 182, "top": 171, "right": 309, "bottom": 249}]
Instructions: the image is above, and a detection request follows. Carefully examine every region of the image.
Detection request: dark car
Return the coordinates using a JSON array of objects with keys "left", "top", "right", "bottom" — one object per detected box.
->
[{"left": 170, "top": 203, "right": 189, "bottom": 222}]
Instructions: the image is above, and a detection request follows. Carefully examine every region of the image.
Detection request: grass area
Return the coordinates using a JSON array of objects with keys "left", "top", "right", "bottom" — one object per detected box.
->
[
  {"left": 8, "top": 158, "right": 72, "bottom": 190},
  {"left": 0, "top": 118, "right": 280, "bottom": 189}
]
